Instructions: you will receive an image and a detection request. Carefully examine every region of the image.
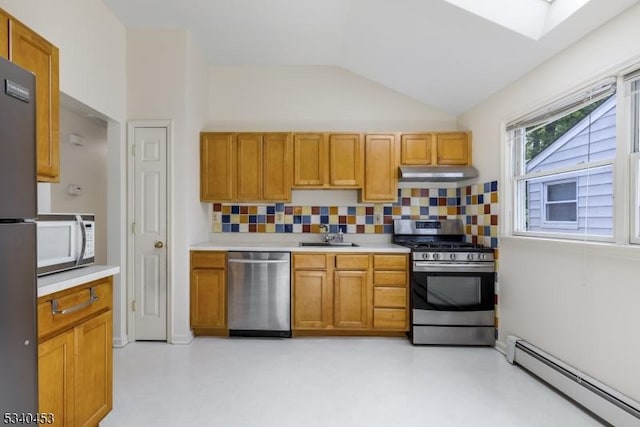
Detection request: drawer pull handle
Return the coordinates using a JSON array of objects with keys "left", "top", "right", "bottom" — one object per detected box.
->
[{"left": 51, "top": 287, "right": 99, "bottom": 315}]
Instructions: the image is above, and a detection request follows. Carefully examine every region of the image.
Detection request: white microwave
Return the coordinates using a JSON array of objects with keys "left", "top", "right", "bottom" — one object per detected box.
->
[{"left": 36, "top": 213, "right": 95, "bottom": 276}]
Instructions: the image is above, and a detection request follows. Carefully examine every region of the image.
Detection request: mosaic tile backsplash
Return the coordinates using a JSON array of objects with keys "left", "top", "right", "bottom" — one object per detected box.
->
[{"left": 212, "top": 181, "right": 499, "bottom": 248}]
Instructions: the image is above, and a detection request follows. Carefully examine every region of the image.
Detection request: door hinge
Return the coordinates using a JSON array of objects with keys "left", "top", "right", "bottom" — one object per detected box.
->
[
  {"left": 131, "top": 300, "right": 136, "bottom": 312},
  {"left": 131, "top": 222, "right": 136, "bottom": 234}
]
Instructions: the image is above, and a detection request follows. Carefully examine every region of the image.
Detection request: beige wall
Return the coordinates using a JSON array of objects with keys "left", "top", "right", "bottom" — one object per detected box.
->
[
  {"left": 458, "top": 4, "right": 640, "bottom": 401},
  {"left": 207, "top": 65, "right": 458, "bottom": 131}
]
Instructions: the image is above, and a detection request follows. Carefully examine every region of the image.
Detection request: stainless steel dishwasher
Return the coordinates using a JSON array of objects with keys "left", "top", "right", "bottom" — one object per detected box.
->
[{"left": 227, "top": 252, "right": 291, "bottom": 337}]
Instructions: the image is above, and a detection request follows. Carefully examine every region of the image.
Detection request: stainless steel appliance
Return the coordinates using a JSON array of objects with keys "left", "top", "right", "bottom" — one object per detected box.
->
[
  {"left": 36, "top": 213, "right": 95, "bottom": 276},
  {"left": 227, "top": 252, "right": 291, "bottom": 337},
  {"left": 393, "top": 219, "right": 496, "bottom": 346},
  {"left": 0, "top": 57, "right": 38, "bottom": 414}
]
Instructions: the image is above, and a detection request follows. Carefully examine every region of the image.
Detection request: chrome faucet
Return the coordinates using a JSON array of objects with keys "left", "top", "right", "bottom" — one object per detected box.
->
[
  {"left": 319, "top": 224, "right": 344, "bottom": 243},
  {"left": 319, "top": 224, "right": 333, "bottom": 242}
]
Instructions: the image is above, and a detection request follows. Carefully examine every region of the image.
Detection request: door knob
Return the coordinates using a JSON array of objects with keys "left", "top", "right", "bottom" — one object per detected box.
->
[{"left": 154, "top": 241, "right": 164, "bottom": 249}]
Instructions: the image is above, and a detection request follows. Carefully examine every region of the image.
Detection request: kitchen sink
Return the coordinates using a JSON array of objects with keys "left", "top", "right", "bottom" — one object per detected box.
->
[{"left": 298, "top": 242, "right": 359, "bottom": 247}]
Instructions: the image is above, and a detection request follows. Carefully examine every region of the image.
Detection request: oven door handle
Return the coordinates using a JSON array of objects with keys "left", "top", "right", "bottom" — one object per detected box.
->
[{"left": 413, "top": 262, "right": 495, "bottom": 273}]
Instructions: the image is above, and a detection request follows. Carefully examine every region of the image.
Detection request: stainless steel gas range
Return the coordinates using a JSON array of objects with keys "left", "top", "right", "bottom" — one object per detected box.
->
[{"left": 393, "top": 219, "right": 496, "bottom": 346}]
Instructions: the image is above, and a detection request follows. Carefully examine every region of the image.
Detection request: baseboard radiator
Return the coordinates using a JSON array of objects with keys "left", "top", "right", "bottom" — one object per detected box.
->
[{"left": 506, "top": 336, "right": 640, "bottom": 426}]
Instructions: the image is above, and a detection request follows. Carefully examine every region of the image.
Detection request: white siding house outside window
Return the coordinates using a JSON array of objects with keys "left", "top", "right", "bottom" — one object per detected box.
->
[{"left": 509, "top": 80, "right": 617, "bottom": 240}]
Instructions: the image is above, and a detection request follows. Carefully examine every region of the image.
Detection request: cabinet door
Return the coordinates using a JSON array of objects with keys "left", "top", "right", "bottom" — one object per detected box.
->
[
  {"left": 363, "top": 134, "right": 397, "bottom": 202},
  {"left": 236, "top": 133, "right": 263, "bottom": 200},
  {"left": 401, "top": 133, "right": 433, "bottom": 165},
  {"left": 436, "top": 133, "right": 471, "bottom": 165},
  {"left": 200, "top": 133, "right": 234, "bottom": 201},
  {"left": 10, "top": 20, "right": 59, "bottom": 182},
  {"left": 39, "top": 330, "right": 74, "bottom": 427},
  {"left": 293, "top": 133, "right": 326, "bottom": 187},
  {"left": 263, "top": 133, "right": 292, "bottom": 201},
  {"left": 293, "top": 270, "right": 331, "bottom": 329},
  {"left": 328, "top": 133, "right": 362, "bottom": 187},
  {"left": 0, "top": 10, "right": 8, "bottom": 59},
  {"left": 190, "top": 268, "right": 226, "bottom": 328},
  {"left": 333, "top": 271, "right": 368, "bottom": 329},
  {"left": 74, "top": 310, "right": 112, "bottom": 427}
]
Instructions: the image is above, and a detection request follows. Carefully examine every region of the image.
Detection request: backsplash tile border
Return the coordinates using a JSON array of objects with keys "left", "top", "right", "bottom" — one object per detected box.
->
[{"left": 211, "top": 181, "right": 499, "bottom": 248}]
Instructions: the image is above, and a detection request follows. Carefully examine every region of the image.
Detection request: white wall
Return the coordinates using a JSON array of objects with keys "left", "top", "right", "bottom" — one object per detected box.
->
[
  {"left": 207, "top": 66, "right": 457, "bottom": 131},
  {"left": 458, "top": 4, "right": 640, "bottom": 401},
  {"left": 0, "top": 0, "right": 129, "bottom": 347},
  {"left": 128, "top": 29, "right": 209, "bottom": 344},
  {"left": 51, "top": 108, "right": 108, "bottom": 264}
]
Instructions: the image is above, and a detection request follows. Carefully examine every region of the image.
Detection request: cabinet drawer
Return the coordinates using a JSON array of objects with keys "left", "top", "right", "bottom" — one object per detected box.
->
[
  {"left": 191, "top": 251, "right": 226, "bottom": 268},
  {"left": 373, "top": 271, "right": 406, "bottom": 287},
  {"left": 373, "top": 287, "right": 406, "bottom": 308},
  {"left": 293, "top": 254, "right": 327, "bottom": 269},
  {"left": 335, "top": 254, "right": 369, "bottom": 270},
  {"left": 373, "top": 308, "right": 407, "bottom": 330},
  {"left": 38, "top": 278, "right": 112, "bottom": 340},
  {"left": 373, "top": 254, "right": 407, "bottom": 270}
]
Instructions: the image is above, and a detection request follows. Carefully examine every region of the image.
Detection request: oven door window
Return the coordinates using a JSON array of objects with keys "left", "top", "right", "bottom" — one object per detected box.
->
[
  {"left": 412, "top": 272, "right": 494, "bottom": 311},
  {"left": 428, "top": 276, "right": 481, "bottom": 307}
]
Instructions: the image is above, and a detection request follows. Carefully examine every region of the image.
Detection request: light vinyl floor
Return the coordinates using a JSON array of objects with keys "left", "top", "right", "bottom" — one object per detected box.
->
[{"left": 102, "top": 337, "right": 603, "bottom": 427}]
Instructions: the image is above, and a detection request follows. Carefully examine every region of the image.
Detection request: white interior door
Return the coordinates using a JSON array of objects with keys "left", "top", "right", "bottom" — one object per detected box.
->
[{"left": 133, "top": 127, "right": 167, "bottom": 340}]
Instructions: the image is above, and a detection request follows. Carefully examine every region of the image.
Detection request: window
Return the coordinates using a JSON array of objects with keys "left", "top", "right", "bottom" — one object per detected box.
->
[
  {"left": 544, "top": 180, "right": 577, "bottom": 224},
  {"left": 509, "top": 77, "right": 617, "bottom": 240}
]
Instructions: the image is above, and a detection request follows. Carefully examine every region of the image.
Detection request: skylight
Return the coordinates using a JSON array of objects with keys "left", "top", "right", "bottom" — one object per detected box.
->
[{"left": 443, "top": 0, "right": 590, "bottom": 40}]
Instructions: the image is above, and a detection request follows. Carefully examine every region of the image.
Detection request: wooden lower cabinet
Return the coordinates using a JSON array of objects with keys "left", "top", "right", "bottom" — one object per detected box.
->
[
  {"left": 37, "top": 276, "right": 113, "bottom": 427},
  {"left": 293, "top": 270, "right": 331, "bottom": 329},
  {"left": 293, "top": 252, "right": 407, "bottom": 334},
  {"left": 333, "top": 270, "right": 368, "bottom": 329},
  {"left": 38, "top": 331, "right": 74, "bottom": 426},
  {"left": 190, "top": 251, "right": 227, "bottom": 334}
]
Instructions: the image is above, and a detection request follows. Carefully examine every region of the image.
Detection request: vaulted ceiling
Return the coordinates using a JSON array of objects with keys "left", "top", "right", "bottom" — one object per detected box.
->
[{"left": 102, "top": 0, "right": 638, "bottom": 114}]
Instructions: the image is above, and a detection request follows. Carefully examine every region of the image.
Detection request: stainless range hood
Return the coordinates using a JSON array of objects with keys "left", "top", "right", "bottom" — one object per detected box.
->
[{"left": 399, "top": 165, "right": 479, "bottom": 182}]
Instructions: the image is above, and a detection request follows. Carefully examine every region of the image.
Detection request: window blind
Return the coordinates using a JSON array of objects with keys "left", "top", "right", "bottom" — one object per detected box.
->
[{"left": 506, "top": 77, "right": 617, "bottom": 131}]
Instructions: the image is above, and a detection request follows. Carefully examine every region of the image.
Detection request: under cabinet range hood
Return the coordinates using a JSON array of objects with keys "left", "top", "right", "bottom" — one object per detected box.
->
[{"left": 399, "top": 165, "right": 479, "bottom": 182}]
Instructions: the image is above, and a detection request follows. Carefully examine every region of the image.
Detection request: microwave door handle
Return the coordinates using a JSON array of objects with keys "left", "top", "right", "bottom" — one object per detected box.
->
[{"left": 75, "top": 215, "right": 87, "bottom": 266}]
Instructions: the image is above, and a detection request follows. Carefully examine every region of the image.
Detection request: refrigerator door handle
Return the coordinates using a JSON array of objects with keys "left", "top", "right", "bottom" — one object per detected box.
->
[{"left": 75, "top": 214, "right": 87, "bottom": 266}]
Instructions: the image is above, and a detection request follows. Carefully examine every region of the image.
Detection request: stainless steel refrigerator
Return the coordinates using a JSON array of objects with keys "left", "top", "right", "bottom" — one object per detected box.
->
[{"left": 0, "top": 57, "right": 38, "bottom": 414}]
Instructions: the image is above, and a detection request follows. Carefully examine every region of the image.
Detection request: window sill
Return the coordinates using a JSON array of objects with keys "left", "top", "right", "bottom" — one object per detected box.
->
[{"left": 501, "top": 235, "right": 640, "bottom": 260}]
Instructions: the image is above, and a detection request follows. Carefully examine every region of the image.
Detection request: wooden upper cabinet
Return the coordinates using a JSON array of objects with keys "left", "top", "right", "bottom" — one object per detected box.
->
[
  {"left": 328, "top": 133, "right": 363, "bottom": 187},
  {"left": 200, "top": 133, "right": 235, "bottom": 201},
  {"left": 401, "top": 133, "right": 433, "bottom": 165},
  {"left": 263, "top": 133, "right": 292, "bottom": 201},
  {"left": 0, "top": 10, "right": 8, "bottom": 59},
  {"left": 236, "top": 133, "right": 263, "bottom": 200},
  {"left": 363, "top": 134, "right": 398, "bottom": 202},
  {"left": 436, "top": 132, "right": 471, "bottom": 165},
  {"left": 293, "top": 133, "right": 325, "bottom": 187},
  {"left": 9, "top": 18, "right": 60, "bottom": 182}
]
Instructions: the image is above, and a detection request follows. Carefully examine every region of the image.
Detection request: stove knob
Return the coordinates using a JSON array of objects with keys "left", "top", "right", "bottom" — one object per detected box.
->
[
  {"left": 467, "top": 253, "right": 475, "bottom": 261},
  {"left": 449, "top": 253, "right": 457, "bottom": 260},
  {"left": 479, "top": 253, "right": 487, "bottom": 260},
  {"left": 432, "top": 253, "right": 441, "bottom": 261}
]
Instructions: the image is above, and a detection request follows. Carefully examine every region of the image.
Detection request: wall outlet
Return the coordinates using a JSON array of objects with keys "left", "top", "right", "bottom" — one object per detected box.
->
[
  {"left": 212, "top": 212, "right": 221, "bottom": 223},
  {"left": 275, "top": 212, "right": 284, "bottom": 223},
  {"left": 374, "top": 213, "right": 383, "bottom": 225}
]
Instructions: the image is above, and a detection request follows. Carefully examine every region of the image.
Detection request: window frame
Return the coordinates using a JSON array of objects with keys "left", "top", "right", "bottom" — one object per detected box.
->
[
  {"left": 509, "top": 91, "right": 617, "bottom": 242},
  {"left": 631, "top": 153, "right": 640, "bottom": 244},
  {"left": 541, "top": 178, "right": 578, "bottom": 228}
]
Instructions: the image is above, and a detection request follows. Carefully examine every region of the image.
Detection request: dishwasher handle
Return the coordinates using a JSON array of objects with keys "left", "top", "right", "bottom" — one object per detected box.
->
[{"left": 227, "top": 259, "right": 290, "bottom": 264}]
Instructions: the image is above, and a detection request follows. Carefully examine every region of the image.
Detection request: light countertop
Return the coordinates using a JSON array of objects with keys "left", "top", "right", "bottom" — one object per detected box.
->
[
  {"left": 37, "top": 265, "right": 120, "bottom": 298},
  {"left": 190, "top": 241, "right": 410, "bottom": 253}
]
